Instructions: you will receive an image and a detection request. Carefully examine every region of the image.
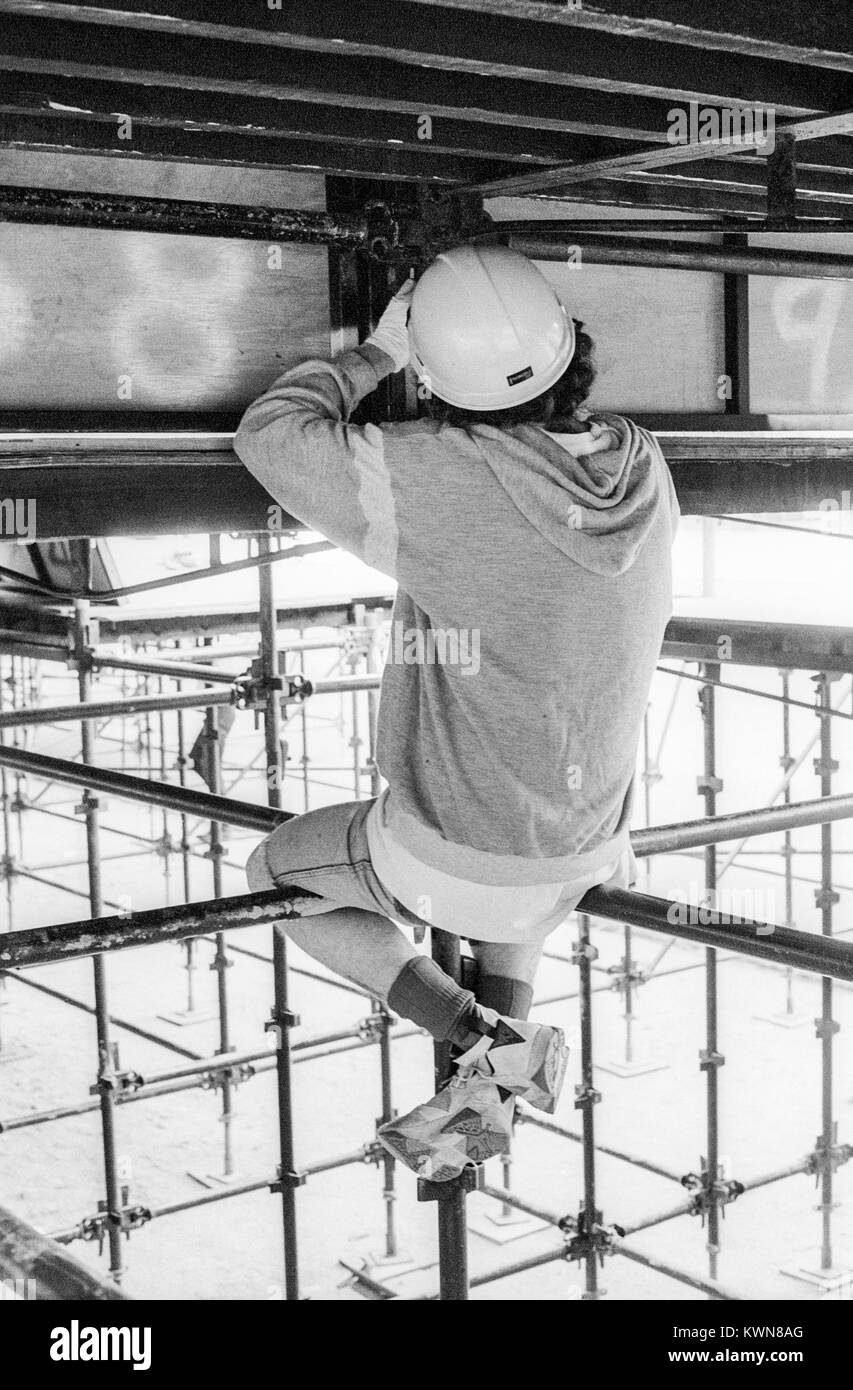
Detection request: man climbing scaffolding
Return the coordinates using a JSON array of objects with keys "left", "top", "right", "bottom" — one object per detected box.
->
[{"left": 234, "top": 244, "right": 678, "bottom": 1182}]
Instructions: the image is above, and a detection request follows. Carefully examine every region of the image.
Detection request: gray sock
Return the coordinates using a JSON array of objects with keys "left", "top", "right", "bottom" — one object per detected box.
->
[
  {"left": 476, "top": 974, "right": 534, "bottom": 1022},
  {"left": 387, "top": 956, "right": 476, "bottom": 1043}
]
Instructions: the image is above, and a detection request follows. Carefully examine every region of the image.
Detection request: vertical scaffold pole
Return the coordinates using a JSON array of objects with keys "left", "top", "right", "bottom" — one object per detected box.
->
[
  {"left": 258, "top": 532, "right": 301, "bottom": 1302},
  {"left": 374, "top": 995, "right": 399, "bottom": 1260},
  {"left": 698, "top": 661, "right": 724, "bottom": 1282},
  {"left": 815, "top": 672, "right": 840, "bottom": 1273},
  {"left": 174, "top": 682, "right": 196, "bottom": 1012},
  {"left": 779, "top": 671, "right": 797, "bottom": 1017},
  {"left": 74, "top": 570, "right": 124, "bottom": 1284},
  {"left": 205, "top": 704, "right": 234, "bottom": 1177},
  {"left": 575, "top": 910, "right": 601, "bottom": 1298},
  {"left": 426, "top": 928, "right": 470, "bottom": 1301},
  {"left": 0, "top": 659, "right": 14, "bottom": 1049}
]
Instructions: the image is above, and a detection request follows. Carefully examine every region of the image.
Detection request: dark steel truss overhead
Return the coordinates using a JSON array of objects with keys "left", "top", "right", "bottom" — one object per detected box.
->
[{"left": 0, "top": 1, "right": 852, "bottom": 217}]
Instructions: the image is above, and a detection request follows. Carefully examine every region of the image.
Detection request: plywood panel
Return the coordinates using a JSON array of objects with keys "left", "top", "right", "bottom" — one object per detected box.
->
[
  {"left": 539, "top": 259, "right": 724, "bottom": 413},
  {"left": 487, "top": 197, "right": 725, "bottom": 414},
  {"left": 0, "top": 225, "right": 329, "bottom": 410},
  {"left": 748, "top": 233, "right": 853, "bottom": 414},
  {"left": 0, "top": 152, "right": 330, "bottom": 411}
]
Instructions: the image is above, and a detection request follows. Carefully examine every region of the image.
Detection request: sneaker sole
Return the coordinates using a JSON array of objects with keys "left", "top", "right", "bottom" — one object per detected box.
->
[
  {"left": 377, "top": 1111, "right": 511, "bottom": 1182},
  {"left": 516, "top": 1026, "right": 569, "bottom": 1115}
]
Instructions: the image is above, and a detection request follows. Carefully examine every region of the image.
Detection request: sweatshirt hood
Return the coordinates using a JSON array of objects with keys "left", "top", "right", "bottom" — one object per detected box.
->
[{"left": 473, "top": 413, "right": 670, "bottom": 576}]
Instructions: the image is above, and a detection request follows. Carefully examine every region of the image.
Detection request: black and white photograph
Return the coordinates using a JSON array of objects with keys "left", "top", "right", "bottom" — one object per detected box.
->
[{"left": 0, "top": 0, "right": 851, "bottom": 1361}]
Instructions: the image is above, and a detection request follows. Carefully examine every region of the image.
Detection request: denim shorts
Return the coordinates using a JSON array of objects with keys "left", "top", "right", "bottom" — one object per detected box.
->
[
  {"left": 247, "top": 796, "right": 631, "bottom": 945},
  {"left": 247, "top": 797, "right": 427, "bottom": 929}
]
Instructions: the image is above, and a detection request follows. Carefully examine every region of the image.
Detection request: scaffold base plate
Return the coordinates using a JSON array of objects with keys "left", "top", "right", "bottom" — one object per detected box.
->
[
  {"left": 364, "top": 1251, "right": 421, "bottom": 1278},
  {"left": 186, "top": 1169, "right": 243, "bottom": 1190},
  {"left": 157, "top": 1007, "right": 219, "bottom": 1027},
  {"left": 780, "top": 1252, "right": 853, "bottom": 1292},
  {"left": 596, "top": 1057, "right": 669, "bottom": 1077},
  {"left": 466, "top": 1193, "right": 549, "bottom": 1244},
  {"left": 753, "top": 1010, "right": 812, "bottom": 1029}
]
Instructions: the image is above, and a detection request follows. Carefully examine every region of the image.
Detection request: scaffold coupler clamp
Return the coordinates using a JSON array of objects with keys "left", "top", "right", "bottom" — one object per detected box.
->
[
  {"left": 417, "top": 1164, "right": 484, "bottom": 1204},
  {"left": 807, "top": 1127, "right": 853, "bottom": 1187},
  {"left": 560, "top": 1208, "right": 624, "bottom": 1267},
  {"left": 357, "top": 1011, "right": 386, "bottom": 1043},
  {"left": 681, "top": 1169, "right": 744, "bottom": 1223},
  {"left": 270, "top": 1165, "right": 308, "bottom": 1194},
  {"left": 233, "top": 660, "right": 306, "bottom": 712},
  {"left": 265, "top": 1003, "right": 301, "bottom": 1045},
  {"left": 571, "top": 938, "right": 599, "bottom": 968}
]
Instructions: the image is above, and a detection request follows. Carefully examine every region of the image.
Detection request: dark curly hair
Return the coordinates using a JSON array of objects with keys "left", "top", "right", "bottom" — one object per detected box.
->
[{"left": 424, "top": 319, "right": 596, "bottom": 429}]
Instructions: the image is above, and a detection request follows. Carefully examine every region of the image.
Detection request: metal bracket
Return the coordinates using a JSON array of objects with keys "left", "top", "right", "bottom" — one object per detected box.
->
[
  {"left": 200, "top": 1063, "right": 256, "bottom": 1093},
  {"left": 265, "top": 1008, "right": 301, "bottom": 1044},
  {"left": 814, "top": 1015, "right": 841, "bottom": 1040},
  {"left": 357, "top": 1012, "right": 385, "bottom": 1044},
  {"left": 571, "top": 941, "right": 599, "bottom": 966},
  {"left": 79, "top": 1199, "right": 151, "bottom": 1252},
  {"left": 362, "top": 1139, "right": 389, "bottom": 1167},
  {"left": 699, "top": 1048, "right": 725, "bottom": 1072},
  {"left": 681, "top": 1171, "right": 744, "bottom": 1222},
  {"left": 559, "top": 1207, "right": 624, "bottom": 1266},
  {"left": 417, "top": 1165, "right": 484, "bottom": 1202},
  {"left": 574, "top": 1082, "right": 602, "bottom": 1111},
  {"left": 270, "top": 1168, "right": 308, "bottom": 1193},
  {"left": 812, "top": 757, "right": 840, "bottom": 778},
  {"left": 696, "top": 775, "right": 724, "bottom": 794},
  {"left": 114, "top": 1069, "right": 145, "bottom": 1095},
  {"left": 814, "top": 887, "right": 841, "bottom": 910},
  {"left": 233, "top": 660, "right": 303, "bottom": 711}
]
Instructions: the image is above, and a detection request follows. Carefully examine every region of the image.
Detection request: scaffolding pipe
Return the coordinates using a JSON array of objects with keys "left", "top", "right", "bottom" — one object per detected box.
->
[
  {"left": 0, "top": 675, "right": 381, "bottom": 730},
  {"left": 502, "top": 231, "right": 853, "bottom": 281},
  {"left": 74, "top": 590, "right": 124, "bottom": 1286},
  {"left": 699, "top": 662, "right": 723, "bottom": 1280},
  {"left": 0, "top": 1203, "right": 130, "bottom": 1301},
  {"left": 3, "top": 743, "right": 853, "bottom": 862}
]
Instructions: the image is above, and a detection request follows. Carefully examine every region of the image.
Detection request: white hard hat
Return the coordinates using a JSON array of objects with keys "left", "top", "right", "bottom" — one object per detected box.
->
[{"left": 408, "top": 243, "right": 575, "bottom": 411}]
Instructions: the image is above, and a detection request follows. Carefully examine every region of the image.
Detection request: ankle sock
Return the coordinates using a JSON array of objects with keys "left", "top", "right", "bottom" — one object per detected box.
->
[
  {"left": 476, "top": 974, "right": 534, "bottom": 1022},
  {"left": 387, "top": 956, "right": 475, "bottom": 1043}
]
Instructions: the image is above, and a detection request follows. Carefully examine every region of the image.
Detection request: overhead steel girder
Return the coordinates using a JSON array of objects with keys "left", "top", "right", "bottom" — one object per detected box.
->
[
  {"left": 1, "top": 1, "right": 850, "bottom": 112},
  {"left": 5, "top": 71, "right": 853, "bottom": 179},
  {"left": 0, "top": 13, "right": 832, "bottom": 145},
  {"left": 3, "top": 112, "right": 853, "bottom": 209},
  {"left": 404, "top": 0, "right": 853, "bottom": 73}
]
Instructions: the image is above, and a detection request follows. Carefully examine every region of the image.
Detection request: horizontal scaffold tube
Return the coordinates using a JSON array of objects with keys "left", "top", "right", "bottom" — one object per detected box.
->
[
  {"left": 0, "top": 185, "right": 370, "bottom": 249},
  {"left": 2, "top": 742, "right": 853, "bottom": 880},
  {"left": 581, "top": 886, "right": 853, "bottom": 979},
  {"left": 500, "top": 231, "right": 853, "bottom": 281},
  {"left": 0, "top": 1202, "right": 129, "bottom": 1300},
  {"left": 3, "top": 878, "right": 853, "bottom": 980},
  {"left": 632, "top": 794, "right": 853, "bottom": 856},
  {"left": 0, "top": 675, "right": 382, "bottom": 729}
]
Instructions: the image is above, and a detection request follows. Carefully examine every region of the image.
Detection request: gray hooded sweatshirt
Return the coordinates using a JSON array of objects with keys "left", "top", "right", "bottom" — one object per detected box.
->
[{"left": 234, "top": 344, "right": 679, "bottom": 886}]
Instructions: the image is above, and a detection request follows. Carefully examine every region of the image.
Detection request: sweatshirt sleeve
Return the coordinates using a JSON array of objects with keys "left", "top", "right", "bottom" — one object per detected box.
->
[{"left": 233, "top": 345, "right": 401, "bottom": 577}]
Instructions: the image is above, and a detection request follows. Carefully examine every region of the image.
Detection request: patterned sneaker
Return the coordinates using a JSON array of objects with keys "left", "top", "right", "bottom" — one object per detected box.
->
[
  {"left": 377, "top": 1073, "right": 513, "bottom": 1182},
  {"left": 377, "top": 1016, "right": 568, "bottom": 1181},
  {"left": 454, "top": 1016, "right": 568, "bottom": 1115}
]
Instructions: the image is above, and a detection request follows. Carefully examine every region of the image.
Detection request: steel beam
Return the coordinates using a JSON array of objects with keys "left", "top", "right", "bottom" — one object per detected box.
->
[
  {"left": 2, "top": 1, "right": 849, "bottom": 111},
  {"left": 469, "top": 111, "right": 853, "bottom": 199},
  {"left": 405, "top": 1, "right": 853, "bottom": 73}
]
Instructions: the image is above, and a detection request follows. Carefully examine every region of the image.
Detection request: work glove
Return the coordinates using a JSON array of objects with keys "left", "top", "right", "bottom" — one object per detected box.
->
[{"left": 363, "top": 276, "right": 415, "bottom": 372}]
